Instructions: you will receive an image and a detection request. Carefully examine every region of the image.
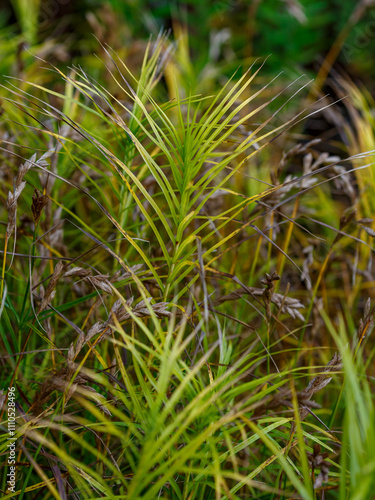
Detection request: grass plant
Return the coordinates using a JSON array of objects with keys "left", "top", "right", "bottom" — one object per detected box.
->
[{"left": 1, "top": 37, "right": 375, "bottom": 500}]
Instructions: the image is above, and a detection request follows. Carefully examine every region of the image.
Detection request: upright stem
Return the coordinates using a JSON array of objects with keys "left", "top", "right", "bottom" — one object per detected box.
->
[{"left": 0, "top": 235, "right": 9, "bottom": 306}]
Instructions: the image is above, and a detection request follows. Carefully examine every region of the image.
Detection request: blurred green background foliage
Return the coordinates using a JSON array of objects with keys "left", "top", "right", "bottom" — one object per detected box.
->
[{"left": 1, "top": 0, "right": 375, "bottom": 84}]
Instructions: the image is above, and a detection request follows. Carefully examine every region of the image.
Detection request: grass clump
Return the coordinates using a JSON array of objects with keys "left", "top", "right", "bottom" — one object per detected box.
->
[{"left": 1, "top": 38, "right": 375, "bottom": 500}]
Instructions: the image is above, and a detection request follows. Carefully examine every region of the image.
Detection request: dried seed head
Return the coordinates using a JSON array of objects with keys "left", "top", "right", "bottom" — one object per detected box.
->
[
  {"left": 261, "top": 272, "right": 280, "bottom": 288},
  {"left": 279, "top": 138, "right": 321, "bottom": 173},
  {"left": 6, "top": 151, "right": 55, "bottom": 240},
  {"left": 85, "top": 274, "right": 113, "bottom": 294},
  {"left": 357, "top": 298, "right": 375, "bottom": 346},
  {"left": 15, "top": 153, "right": 36, "bottom": 186},
  {"left": 67, "top": 343, "right": 75, "bottom": 365},
  {"left": 302, "top": 352, "right": 342, "bottom": 397},
  {"left": 255, "top": 353, "right": 341, "bottom": 424},
  {"left": 362, "top": 226, "right": 375, "bottom": 238},
  {"left": 110, "top": 358, "right": 116, "bottom": 376},
  {"left": 31, "top": 189, "right": 49, "bottom": 225},
  {"left": 357, "top": 218, "right": 373, "bottom": 224},
  {"left": 32, "top": 364, "right": 111, "bottom": 416},
  {"left": 107, "top": 296, "right": 171, "bottom": 326},
  {"left": 307, "top": 443, "right": 330, "bottom": 488},
  {"left": 86, "top": 322, "right": 105, "bottom": 342},
  {"left": 365, "top": 297, "right": 371, "bottom": 318},
  {"left": 133, "top": 297, "right": 154, "bottom": 317},
  {"left": 298, "top": 352, "right": 342, "bottom": 420},
  {"left": 130, "top": 298, "right": 172, "bottom": 319},
  {"left": 6, "top": 182, "right": 27, "bottom": 238},
  {"left": 64, "top": 267, "right": 92, "bottom": 279},
  {"left": 213, "top": 284, "right": 305, "bottom": 321},
  {"left": 110, "top": 297, "right": 134, "bottom": 322},
  {"left": 37, "top": 261, "right": 65, "bottom": 313},
  {"left": 0, "top": 390, "right": 5, "bottom": 411},
  {"left": 151, "top": 301, "right": 173, "bottom": 318},
  {"left": 73, "top": 321, "right": 106, "bottom": 357},
  {"left": 272, "top": 293, "right": 306, "bottom": 321},
  {"left": 111, "top": 264, "right": 144, "bottom": 282},
  {"left": 301, "top": 245, "right": 314, "bottom": 291}
]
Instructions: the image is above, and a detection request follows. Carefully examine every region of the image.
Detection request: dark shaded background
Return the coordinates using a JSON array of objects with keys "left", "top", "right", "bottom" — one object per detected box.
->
[{"left": 1, "top": 0, "right": 375, "bottom": 88}]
